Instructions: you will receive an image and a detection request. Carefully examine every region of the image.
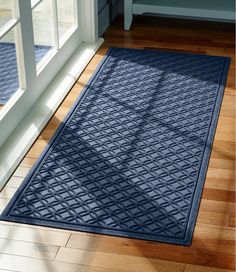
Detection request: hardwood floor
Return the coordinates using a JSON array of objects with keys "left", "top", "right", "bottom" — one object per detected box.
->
[{"left": 0, "top": 16, "right": 235, "bottom": 272}]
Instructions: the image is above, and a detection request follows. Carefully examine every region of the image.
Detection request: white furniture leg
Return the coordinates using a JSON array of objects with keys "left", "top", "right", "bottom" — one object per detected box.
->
[{"left": 124, "top": 0, "right": 133, "bottom": 30}]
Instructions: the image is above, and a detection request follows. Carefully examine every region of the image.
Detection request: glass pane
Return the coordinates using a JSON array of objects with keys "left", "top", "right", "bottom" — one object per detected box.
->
[
  {"left": 31, "top": 0, "right": 41, "bottom": 9},
  {"left": 0, "top": 0, "right": 13, "bottom": 29},
  {"left": 57, "top": 0, "right": 76, "bottom": 42},
  {"left": 32, "top": 0, "right": 53, "bottom": 65},
  {"left": 0, "top": 27, "right": 20, "bottom": 105}
]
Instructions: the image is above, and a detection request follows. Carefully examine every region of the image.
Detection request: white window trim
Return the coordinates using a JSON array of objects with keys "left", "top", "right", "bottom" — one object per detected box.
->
[{"left": 0, "top": 0, "right": 103, "bottom": 190}]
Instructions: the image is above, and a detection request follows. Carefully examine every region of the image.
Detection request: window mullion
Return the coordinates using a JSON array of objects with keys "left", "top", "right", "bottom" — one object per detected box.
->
[
  {"left": 17, "top": 0, "right": 36, "bottom": 89},
  {"left": 73, "top": 0, "right": 79, "bottom": 29},
  {"left": 52, "top": 0, "right": 59, "bottom": 49}
]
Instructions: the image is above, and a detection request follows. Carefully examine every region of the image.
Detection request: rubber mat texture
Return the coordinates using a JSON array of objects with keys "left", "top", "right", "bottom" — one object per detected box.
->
[
  {"left": 0, "top": 43, "right": 50, "bottom": 104},
  {"left": 0, "top": 48, "right": 230, "bottom": 245}
]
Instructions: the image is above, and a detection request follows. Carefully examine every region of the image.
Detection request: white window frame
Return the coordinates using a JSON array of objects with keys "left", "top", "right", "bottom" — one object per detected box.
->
[{"left": 0, "top": 0, "right": 102, "bottom": 189}]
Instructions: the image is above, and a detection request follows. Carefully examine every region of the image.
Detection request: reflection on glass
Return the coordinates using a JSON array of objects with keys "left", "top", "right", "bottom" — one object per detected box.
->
[
  {"left": 0, "top": 0, "right": 13, "bottom": 29},
  {"left": 57, "top": 0, "right": 76, "bottom": 42},
  {"left": 31, "top": 0, "right": 41, "bottom": 9},
  {"left": 32, "top": 0, "right": 53, "bottom": 65},
  {"left": 0, "top": 27, "right": 20, "bottom": 105}
]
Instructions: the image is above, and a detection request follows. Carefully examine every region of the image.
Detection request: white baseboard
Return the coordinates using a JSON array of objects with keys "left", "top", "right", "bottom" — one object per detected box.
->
[{"left": 0, "top": 38, "right": 104, "bottom": 190}]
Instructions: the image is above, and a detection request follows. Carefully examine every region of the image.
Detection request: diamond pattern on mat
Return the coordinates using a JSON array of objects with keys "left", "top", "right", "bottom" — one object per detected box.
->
[
  {"left": 8, "top": 48, "right": 227, "bottom": 239},
  {"left": 0, "top": 43, "right": 50, "bottom": 104}
]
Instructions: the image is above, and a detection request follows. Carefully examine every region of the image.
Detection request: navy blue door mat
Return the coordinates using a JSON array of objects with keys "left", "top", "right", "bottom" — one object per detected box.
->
[
  {"left": 0, "top": 43, "right": 50, "bottom": 104},
  {"left": 0, "top": 48, "right": 230, "bottom": 245}
]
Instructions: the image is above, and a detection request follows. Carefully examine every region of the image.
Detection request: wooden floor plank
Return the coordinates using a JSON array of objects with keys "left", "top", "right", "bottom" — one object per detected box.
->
[
  {"left": 202, "top": 188, "right": 235, "bottom": 203},
  {"left": 204, "top": 177, "right": 235, "bottom": 192},
  {"left": 193, "top": 224, "right": 234, "bottom": 241},
  {"left": 196, "top": 211, "right": 229, "bottom": 227},
  {"left": 13, "top": 167, "right": 31, "bottom": 178},
  {"left": 0, "top": 187, "right": 17, "bottom": 200},
  {"left": 210, "top": 141, "right": 235, "bottom": 161},
  {"left": 5, "top": 177, "right": 24, "bottom": 189},
  {"left": 0, "top": 254, "right": 110, "bottom": 272},
  {"left": 0, "top": 270, "right": 20, "bottom": 272},
  {"left": 55, "top": 247, "right": 186, "bottom": 272},
  {"left": 0, "top": 238, "right": 59, "bottom": 260},
  {"left": 185, "top": 264, "right": 234, "bottom": 272},
  {"left": 228, "top": 216, "right": 235, "bottom": 228},
  {"left": 208, "top": 158, "right": 235, "bottom": 170},
  {"left": 65, "top": 229, "right": 234, "bottom": 264},
  {"left": 199, "top": 199, "right": 235, "bottom": 214},
  {"left": 0, "top": 224, "right": 70, "bottom": 247},
  {"left": 0, "top": 198, "right": 10, "bottom": 212},
  {"left": 206, "top": 169, "right": 235, "bottom": 180}
]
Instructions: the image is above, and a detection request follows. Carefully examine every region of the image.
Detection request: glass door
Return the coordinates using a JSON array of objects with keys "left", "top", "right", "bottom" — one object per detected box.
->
[
  {"left": 0, "top": 0, "right": 21, "bottom": 108},
  {"left": 0, "top": 0, "right": 99, "bottom": 190},
  {"left": 0, "top": 0, "right": 80, "bottom": 112},
  {"left": 31, "top": 0, "right": 79, "bottom": 72}
]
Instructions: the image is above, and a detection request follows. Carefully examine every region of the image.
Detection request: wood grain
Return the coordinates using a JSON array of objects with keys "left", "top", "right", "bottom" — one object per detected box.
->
[
  {"left": 55, "top": 247, "right": 186, "bottom": 272},
  {"left": 0, "top": 16, "right": 234, "bottom": 272}
]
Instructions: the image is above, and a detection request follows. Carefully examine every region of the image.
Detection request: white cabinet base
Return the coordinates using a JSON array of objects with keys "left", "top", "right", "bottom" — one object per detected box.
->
[{"left": 124, "top": 0, "right": 235, "bottom": 30}]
